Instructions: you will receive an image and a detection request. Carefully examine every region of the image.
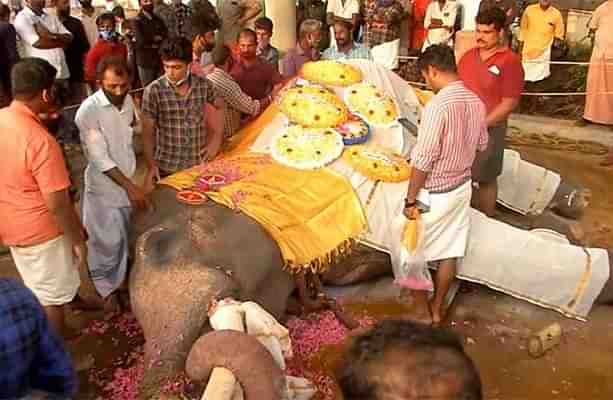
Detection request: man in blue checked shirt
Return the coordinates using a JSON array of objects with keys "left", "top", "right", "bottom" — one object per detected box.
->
[
  {"left": 0, "top": 278, "right": 77, "bottom": 400},
  {"left": 322, "top": 19, "right": 373, "bottom": 61}
]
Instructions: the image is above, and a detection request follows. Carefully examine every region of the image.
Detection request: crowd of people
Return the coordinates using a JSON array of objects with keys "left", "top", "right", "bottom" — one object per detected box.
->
[{"left": 0, "top": 0, "right": 612, "bottom": 399}]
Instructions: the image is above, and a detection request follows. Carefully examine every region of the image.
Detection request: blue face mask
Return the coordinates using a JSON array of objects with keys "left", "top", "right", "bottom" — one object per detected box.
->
[{"left": 99, "top": 30, "right": 116, "bottom": 41}]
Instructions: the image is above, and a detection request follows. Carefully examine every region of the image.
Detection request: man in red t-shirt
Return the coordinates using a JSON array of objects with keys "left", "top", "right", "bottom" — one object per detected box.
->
[
  {"left": 229, "top": 29, "right": 284, "bottom": 101},
  {"left": 457, "top": 7, "right": 524, "bottom": 217},
  {"left": 84, "top": 13, "right": 128, "bottom": 89}
]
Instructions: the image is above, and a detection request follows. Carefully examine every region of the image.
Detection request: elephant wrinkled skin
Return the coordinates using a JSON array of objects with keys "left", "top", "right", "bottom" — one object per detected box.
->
[
  {"left": 130, "top": 187, "right": 294, "bottom": 398},
  {"left": 129, "top": 186, "right": 613, "bottom": 398}
]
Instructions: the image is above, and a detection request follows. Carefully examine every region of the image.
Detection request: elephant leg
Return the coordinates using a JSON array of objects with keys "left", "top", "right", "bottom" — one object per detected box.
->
[{"left": 323, "top": 243, "right": 392, "bottom": 286}]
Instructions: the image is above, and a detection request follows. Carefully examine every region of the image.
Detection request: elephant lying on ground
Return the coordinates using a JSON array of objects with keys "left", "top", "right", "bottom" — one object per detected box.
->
[
  {"left": 130, "top": 186, "right": 613, "bottom": 399},
  {"left": 130, "top": 187, "right": 294, "bottom": 398}
]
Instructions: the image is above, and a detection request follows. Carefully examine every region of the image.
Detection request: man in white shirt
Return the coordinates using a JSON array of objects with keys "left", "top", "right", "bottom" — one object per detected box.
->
[
  {"left": 423, "top": 0, "right": 457, "bottom": 50},
  {"left": 326, "top": 0, "right": 359, "bottom": 49},
  {"left": 14, "top": 0, "right": 73, "bottom": 80},
  {"left": 75, "top": 56, "right": 149, "bottom": 313},
  {"left": 77, "top": 0, "right": 98, "bottom": 47}
]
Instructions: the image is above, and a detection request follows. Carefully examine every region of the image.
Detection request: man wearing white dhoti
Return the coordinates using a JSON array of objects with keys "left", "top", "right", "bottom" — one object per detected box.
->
[
  {"left": 422, "top": 0, "right": 457, "bottom": 51},
  {"left": 75, "top": 56, "right": 149, "bottom": 312},
  {"left": 404, "top": 45, "right": 488, "bottom": 325},
  {"left": 518, "top": 0, "right": 564, "bottom": 82}
]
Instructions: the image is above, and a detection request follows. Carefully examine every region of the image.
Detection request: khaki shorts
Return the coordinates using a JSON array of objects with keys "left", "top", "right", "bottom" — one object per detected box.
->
[
  {"left": 472, "top": 123, "right": 507, "bottom": 184},
  {"left": 10, "top": 235, "right": 80, "bottom": 306}
]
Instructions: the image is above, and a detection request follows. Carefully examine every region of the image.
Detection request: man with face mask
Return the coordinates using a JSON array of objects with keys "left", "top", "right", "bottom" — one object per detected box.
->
[
  {"left": 141, "top": 37, "right": 225, "bottom": 184},
  {"left": 404, "top": 44, "right": 488, "bottom": 325},
  {"left": 84, "top": 12, "right": 127, "bottom": 87},
  {"left": 75, "top": 56, "right": 148, "bottom": 313},
  {"left": 229, "top": 29, "right": 283, "bottom": 100},
  {"left": 280, "top": 18, "right": 322, "bottom": 78},
  {"left": 0, "top": 58, "right": 87, "bottom": 340}
]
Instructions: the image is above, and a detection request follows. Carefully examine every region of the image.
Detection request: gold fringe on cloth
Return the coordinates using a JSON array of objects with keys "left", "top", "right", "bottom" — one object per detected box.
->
[
  {"left": 159, "top": 152, "right": 367, "bottom": 275},
  {"left": 284, "top": 238, "right": 356, "bottom": 274}
]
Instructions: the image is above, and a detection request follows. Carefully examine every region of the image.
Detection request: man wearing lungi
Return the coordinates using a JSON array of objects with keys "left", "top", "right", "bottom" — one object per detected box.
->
[
  {"left": 0, "top": 58, "right": 87, "bottom": 338},
  {"left": 518, "top": 0, "right": 564, "bottom": 83},
  {"left": 458, "top": 7, "right": 524, "bottom": 217},
  {"left": 76, "top": 56, "right": 149, "bottom": 312},
  {"left": 405, "top": 45, "right": 488, "bottom": 325}
]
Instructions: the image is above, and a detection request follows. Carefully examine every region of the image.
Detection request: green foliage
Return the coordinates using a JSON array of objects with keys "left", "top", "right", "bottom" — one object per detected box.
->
[{"left": 562, "top": 44, "right": 593, "bottom": 92}]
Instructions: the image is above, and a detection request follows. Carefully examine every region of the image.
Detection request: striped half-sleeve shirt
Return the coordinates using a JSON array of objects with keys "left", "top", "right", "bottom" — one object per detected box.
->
[
  {"left": 410, "top": 80, "right": 488, "bottom": 192},
  {"left": 206, "top": 68, "right": 261, "bottom": 138}
]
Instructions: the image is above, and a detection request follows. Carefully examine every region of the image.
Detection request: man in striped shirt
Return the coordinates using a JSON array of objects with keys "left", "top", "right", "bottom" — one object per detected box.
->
[
  {"left": 206, "top": 45, "right": 271, "bottom": 138},
  {"left": 404, "top": 44, "right": 488, "bottom": 325}
]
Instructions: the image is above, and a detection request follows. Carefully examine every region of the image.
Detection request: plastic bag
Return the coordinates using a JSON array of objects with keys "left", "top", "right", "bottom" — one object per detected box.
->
[{"left": 390, "top": 213, "right": 433, "bottom": 291}]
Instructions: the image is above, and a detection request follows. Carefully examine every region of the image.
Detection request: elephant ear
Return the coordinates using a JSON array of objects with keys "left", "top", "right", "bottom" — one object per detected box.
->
[{"left": 186, "top": 330, "right": 286, "bottom": 400}]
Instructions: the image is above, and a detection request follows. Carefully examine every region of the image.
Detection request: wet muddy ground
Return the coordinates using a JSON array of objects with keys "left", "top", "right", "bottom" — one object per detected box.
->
[{"left": 1, "top": 145, "right": 612, "bottom": 399}]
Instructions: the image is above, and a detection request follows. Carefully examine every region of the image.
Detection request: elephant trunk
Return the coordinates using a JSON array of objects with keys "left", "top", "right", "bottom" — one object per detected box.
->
[{"left": 186, "top": 330, "right": 286, "bottom": 400}]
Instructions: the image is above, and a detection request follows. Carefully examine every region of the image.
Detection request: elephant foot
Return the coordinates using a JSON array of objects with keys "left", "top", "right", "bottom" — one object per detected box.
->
[{"left": 325, "top": 297, "right": 360, "bottom": 330}]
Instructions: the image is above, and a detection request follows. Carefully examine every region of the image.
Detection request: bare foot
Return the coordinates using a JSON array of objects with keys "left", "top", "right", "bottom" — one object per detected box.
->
[
  {"left": 429, "top": 300, "right": 448, "bottom": 327},
  {"left": 103, "top": 293, "right": 122, "bottom": 319},
  {"left": 326, "top": 298, "right": 360, "bottom": 329}
]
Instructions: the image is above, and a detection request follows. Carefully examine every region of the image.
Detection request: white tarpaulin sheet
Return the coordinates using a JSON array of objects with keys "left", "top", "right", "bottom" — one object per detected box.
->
[{"left": 251, "top": 61, "right": 610, "bottom": 319}]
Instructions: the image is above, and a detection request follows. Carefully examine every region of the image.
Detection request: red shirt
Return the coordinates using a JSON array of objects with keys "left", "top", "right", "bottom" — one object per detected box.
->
[
  {"left": 229, "top": 58, "right": 283, "bottom": 100},
  {"left": 457, "top": 47, "right": 524, "bottom": 114},
  {"left": 84, "top": 39, "right": 128, "bottom": 83}
]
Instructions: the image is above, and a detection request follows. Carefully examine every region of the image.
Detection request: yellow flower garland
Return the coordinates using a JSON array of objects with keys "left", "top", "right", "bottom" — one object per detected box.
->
[
  {"left": 301, "top": 60, "right": 363, "bottom": 87},
  {"left": 342, "top": 145, "right": 411, "bottom": 182},
  {"left": 278, "top": 85, "right": 348, "bottom": 128}
]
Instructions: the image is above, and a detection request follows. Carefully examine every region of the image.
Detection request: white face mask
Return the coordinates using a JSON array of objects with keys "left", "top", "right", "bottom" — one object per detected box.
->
[{"left": 167, "top": 66, "right": 191, "bottom": 87}]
